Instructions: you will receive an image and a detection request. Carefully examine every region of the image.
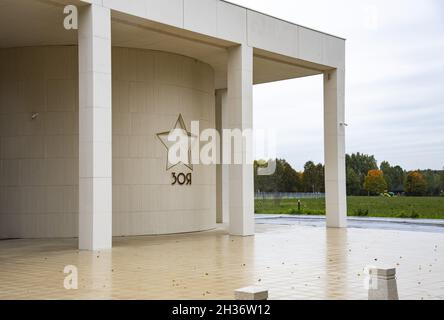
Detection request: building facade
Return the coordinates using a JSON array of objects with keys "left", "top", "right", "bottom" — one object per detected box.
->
[{"left": 0, "top": 0, "right": 347, "bottom": 250}]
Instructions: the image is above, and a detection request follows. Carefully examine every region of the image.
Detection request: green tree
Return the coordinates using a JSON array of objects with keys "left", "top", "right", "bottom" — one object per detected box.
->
[
  {"left": 380, "top": 161, "right": 405, "bottom": 193},
  {"left": 302, "top": 161, "right": 324, "bottom": 193},
  {"left": 254, "top": 159, "right": 302, "bottom": 193},
  {"left": 278, "top": 159, "right": 301, "bottom": 192},
  {"left": 346, "top": 167, "right": 361, "bottom": 195},
  {"left": 302, "top": 161, "right": 316, "bottom": 192},
  {"left": 315, "top": 163, "right": 325, "bottom": 193},
  {"left": 286, "top": 163, "right": 303, "bottom": 192},
  {"left": 346, "top": 153, "right": 378, "bottom": 195},
  {"left": 380, "top": 161, "right": 393, "bottom": 190},
  {"left": 421, "top": 170, "right": 441, "bottom": 196},
  {"left": 363, "top": 169, "right": 387, "bottom": 195},
  {"left": 254, "top": 160, "right": 274, "bottom": 192},
  {"left": 441, "top": 169, "right": 444, "bottom": 194},
  {"left": 391, "top": 165, "right": 406, "bottom": 193},
  {"left": 404, "top": 171, "right": 427, "bottom": 196}
]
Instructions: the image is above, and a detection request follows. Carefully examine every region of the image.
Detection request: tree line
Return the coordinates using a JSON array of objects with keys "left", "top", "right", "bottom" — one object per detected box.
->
[{"left": 254, "top": 153, "right": 444, "bottom": 196}]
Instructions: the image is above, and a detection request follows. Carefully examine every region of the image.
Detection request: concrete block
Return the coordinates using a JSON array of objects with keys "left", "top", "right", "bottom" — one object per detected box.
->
[
  {"left": 234, "top": 286, "right": 268, "bottom": 300},
  {"left": 368, "top": 267, "right": 399, "bottom": 300}
]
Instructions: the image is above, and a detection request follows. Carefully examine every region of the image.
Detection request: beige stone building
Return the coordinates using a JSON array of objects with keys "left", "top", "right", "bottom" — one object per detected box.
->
[{"left": 0, "top": 0, "right": 346, "bottom": 250}]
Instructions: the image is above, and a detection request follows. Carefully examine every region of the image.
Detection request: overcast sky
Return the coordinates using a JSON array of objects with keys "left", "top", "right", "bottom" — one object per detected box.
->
[{"left": 230, "top": 0, "right": 444, "bottom": 171}]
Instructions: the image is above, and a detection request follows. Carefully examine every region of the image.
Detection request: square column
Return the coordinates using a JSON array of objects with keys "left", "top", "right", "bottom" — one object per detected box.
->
[
  {"left": 324, "top": 69, "right": 347, "bottom": 228},
  {"left": 215, "top": 89, "right": 229, "bottom": 224},
  {"left": 226, "top": 45, "right": 254, "bottom": 236},
  {"left": 78, "top": 4, "right": 112, "bottom": 250}
]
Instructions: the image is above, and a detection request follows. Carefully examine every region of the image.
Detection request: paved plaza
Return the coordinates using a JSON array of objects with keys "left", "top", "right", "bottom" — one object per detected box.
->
[{"left": 1, "top": 223, "right": 443, "bottom": 300}]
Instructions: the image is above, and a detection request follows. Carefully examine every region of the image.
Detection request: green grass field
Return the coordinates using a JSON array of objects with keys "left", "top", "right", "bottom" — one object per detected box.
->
[{"left": 255, "top": 196, "right": 444, "bottom": 219}]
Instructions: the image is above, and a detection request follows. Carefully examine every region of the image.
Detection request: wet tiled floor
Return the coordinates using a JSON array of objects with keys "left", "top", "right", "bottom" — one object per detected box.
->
[{"left": 0, "top": 224, "right": 443, "bottom": 300}]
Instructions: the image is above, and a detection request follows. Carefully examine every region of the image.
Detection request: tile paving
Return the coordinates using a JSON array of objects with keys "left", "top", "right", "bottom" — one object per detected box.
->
[{"left": 0, "top": 223, "right": 443, "bottom": 300}]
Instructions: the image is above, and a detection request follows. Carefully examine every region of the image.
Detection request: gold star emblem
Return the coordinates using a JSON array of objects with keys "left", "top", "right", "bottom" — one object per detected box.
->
[{"left": 156, "top": 114, "right": 195, "bottom": 171}]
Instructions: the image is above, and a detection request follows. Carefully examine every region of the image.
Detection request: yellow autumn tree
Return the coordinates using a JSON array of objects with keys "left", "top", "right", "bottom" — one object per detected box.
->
[
  {"left": 404, "top": 171, "right": 427, "bottom": 196},
  {"left": 363, "top": 169, "right": 387, "bottom": 195}
]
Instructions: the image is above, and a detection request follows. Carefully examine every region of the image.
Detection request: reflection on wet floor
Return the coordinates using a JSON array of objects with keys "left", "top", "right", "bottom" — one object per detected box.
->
[
  {"left": 0, "top": 223, "right": 443, "bottom": 300},
  {"left": 256, "top": 215, "right": 444, "bottom": 233}
]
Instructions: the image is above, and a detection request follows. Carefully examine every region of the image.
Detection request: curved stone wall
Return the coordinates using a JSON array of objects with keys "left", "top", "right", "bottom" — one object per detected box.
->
[
  {"left": 111, "top": 47, "right": 216, "bottom": 236},
  {"left": 0, "top": 46, "right": 216, "bottom": 238}
]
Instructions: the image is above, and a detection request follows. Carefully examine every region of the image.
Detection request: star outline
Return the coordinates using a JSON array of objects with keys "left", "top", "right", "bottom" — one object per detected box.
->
[{"left": 156, "top": 113, "right": 195, "bottom": 171}]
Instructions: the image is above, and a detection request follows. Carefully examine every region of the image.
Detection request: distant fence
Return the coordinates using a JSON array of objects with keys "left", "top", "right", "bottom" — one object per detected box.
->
[{"left": 255, "top": 192, "right": 325, "bottom": 199}]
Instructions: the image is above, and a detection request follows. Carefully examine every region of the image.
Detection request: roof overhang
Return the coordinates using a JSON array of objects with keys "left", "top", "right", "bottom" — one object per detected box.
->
[{"left": 0, "top": 0, "right": 345, "bottom": 88}]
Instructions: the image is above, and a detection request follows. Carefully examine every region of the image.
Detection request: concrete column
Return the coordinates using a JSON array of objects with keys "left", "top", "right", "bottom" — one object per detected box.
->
[
  {"left": 226, "top": 45, "right": 254, "bottom": 236},
  {"left": 215, "top": 89, "right": 229, "bottom": 224},
  {"left": 323, "top": 69, "right": 347, "bottom": 228},
  {"left": 78, "top": 4, "right": 112, "bottom": 250}
]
